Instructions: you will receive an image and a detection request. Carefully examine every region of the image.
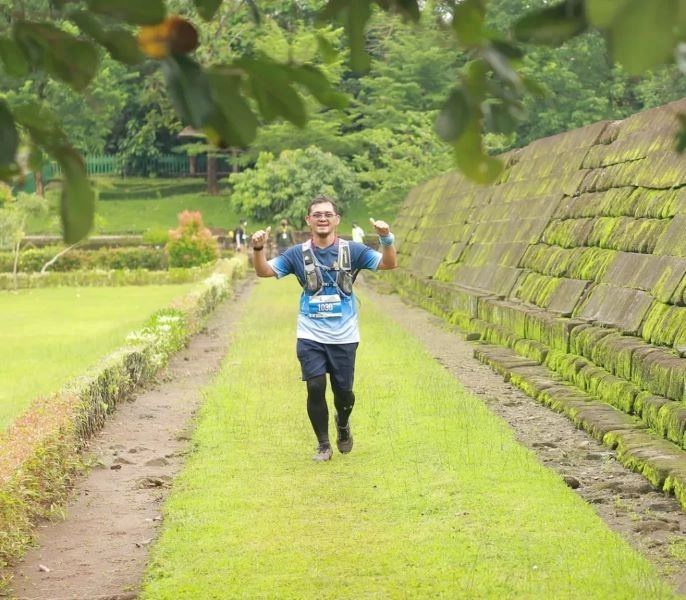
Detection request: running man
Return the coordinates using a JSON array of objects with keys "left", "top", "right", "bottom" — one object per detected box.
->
[{"left": 251, "top": 196, "right": 397, "bottom": 461}]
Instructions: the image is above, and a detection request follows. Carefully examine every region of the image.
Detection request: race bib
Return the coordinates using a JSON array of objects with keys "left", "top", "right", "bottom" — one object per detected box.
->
[{"left": 308, "top": 293, "right": 342, "bottom": 318}]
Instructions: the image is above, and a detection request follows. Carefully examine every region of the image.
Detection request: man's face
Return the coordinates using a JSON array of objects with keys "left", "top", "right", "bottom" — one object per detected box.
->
[{"left": 306, "top": 202, "right": 340, "bottom": 236}]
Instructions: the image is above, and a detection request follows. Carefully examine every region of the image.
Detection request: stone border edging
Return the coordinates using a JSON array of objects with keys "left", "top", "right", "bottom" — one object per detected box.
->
[
  {"left": 474, "top": 343, "right": 686, "bottom": 509},
  {"left": 0, "top": 257, "right": 247, "bottom": 587}
]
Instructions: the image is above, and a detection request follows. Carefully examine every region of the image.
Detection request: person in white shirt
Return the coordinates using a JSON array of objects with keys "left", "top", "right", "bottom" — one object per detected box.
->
[{"left": 351, "top": 221, "right": 365, "bottom": 243}]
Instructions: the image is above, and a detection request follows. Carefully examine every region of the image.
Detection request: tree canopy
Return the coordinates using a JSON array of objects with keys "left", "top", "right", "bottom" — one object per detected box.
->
[{"left": 1, "top": 0, "right": 685, "bottom": 242}]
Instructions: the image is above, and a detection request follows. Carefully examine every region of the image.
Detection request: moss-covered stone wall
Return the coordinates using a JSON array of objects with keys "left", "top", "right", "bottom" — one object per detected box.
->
[{"left": 388, "top": 98, "right": 686, "bottom": 509}]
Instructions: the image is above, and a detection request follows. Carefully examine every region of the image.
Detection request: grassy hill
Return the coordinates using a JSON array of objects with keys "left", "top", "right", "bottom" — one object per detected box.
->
[{"left": 26, "top": 177, "right": 389, "bottom": 237}]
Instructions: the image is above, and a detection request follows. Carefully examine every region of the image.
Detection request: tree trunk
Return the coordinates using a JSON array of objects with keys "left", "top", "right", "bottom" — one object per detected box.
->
[
  {"left": 34, "top": 171, "right": 44, "bottom": 197},
  {"left": 12, "top": 239, "right": 20, "bottom": 290},
  {"left": 207, "top": 155, "right": 218, "bottom": 195},
  {"left": 189, "top": 155, "right": 197, "bottom": 177},
  {"left": 232, "top": 148, "right": 239, "bottom": 173}
]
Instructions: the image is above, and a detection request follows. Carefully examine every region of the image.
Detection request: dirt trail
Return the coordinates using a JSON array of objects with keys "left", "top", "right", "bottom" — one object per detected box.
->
[
  {"left": 8, "top": 277, "right": 686, "bottom": 599},
  {"left": 9, "top": 282, "right": 252, "bottom": 600}
]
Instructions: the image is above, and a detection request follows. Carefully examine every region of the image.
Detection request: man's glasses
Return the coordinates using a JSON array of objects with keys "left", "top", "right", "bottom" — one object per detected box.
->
[{"left": 309, "top": 212, "right": 337, "bottom": 219}]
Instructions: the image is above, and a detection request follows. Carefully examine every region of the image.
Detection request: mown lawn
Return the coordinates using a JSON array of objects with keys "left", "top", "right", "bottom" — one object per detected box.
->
[
  {"left": 24, "top": 177, "right": 394, "bottom": 236},
  {"left": 0, "top": 284, "right": 194, "bottom": 430},
  {"left": 140, "top": 277, "right": 677, "bottom": 599}
]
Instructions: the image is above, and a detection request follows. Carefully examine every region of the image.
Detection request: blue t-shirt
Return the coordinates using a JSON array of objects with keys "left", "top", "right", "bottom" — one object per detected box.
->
[{"left": 268, "top": 239, "right": 382, "bottom": 344}]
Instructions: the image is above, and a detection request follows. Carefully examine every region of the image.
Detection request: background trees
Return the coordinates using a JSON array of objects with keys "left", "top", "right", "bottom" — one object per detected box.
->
[{"left": 1, "top": 0, "right": 686, "bottom": 239}]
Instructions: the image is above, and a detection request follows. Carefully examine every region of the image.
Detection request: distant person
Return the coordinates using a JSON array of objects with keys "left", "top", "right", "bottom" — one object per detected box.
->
[
  {"left": 275, "top": 218, "right": 296, "bottom": 253},
  {"left": 234, "top": 219, "right": 248, "bottom": 251},
  {"left": 351, "top": 221, "right": 365, "bottom": 243}
]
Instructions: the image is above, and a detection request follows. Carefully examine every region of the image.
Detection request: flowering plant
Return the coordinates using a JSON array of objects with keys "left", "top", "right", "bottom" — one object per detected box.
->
[{"left": 165, "top": 210, "right": 218, "bottom": 268}]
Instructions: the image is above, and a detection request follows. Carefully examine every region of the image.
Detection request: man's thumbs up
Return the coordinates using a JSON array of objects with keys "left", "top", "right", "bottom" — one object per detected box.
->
[{"left": 369, "top": 218, "right": 390, "bottom": 236}]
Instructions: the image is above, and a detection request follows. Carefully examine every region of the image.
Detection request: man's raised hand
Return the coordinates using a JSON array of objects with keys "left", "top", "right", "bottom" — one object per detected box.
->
[
  {"left": 369, "top": 218, "right": 390, "bottom": 236},
  {"left": 252, "top": 226, "right": 271, "bottom": 247}
]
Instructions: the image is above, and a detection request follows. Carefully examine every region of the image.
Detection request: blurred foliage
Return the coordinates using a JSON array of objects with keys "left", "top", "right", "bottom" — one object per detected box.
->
[{"left": 0, "top": 0, "right": 685, "bottom": 242}]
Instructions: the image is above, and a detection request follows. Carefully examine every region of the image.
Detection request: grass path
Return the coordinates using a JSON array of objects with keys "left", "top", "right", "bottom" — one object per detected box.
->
[{"left": 140, "top": 278, "right": 677, "bottom": 599}]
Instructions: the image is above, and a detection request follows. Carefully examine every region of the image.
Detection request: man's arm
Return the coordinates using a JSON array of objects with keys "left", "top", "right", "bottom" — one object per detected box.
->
[
  {"left": 369, "top": 218, "right": 397, "bottom": 270},
  {"left": 251, "top": 228, "right": 276, "bottom": 277}
]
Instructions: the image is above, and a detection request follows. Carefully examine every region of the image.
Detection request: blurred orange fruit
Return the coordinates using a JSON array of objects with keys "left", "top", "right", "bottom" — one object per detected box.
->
[{"left": 138, "top": 16, "right": 199, "bottom": 59}]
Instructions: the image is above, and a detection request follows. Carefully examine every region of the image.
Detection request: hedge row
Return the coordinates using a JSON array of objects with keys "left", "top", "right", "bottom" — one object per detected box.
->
[
  {"left": 0, "top": 257, "right": 247, "bottom": 591},
  {"left": 0, "top": 264, "right": 216, "bottom": 290},
  {"left": 0, "top": 246, "right": 167, "bottom": 273}
]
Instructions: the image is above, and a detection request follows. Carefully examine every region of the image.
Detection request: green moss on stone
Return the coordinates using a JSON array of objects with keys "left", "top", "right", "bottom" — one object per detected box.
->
[
  {"left": 656, "top": 402, "right": 686, "bottom": 448},
  {"left": 641, "top": 302, "right": 671, "bottom": 345},
  {"left": 568, "top": 247, "right": 616, "bottom": 281}
]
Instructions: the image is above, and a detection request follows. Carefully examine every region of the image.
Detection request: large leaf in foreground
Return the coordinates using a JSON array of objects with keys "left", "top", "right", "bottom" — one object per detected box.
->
[
  {"left": 56, "top": 147, "right": 95, "bottom": 244},
  {"left": 0, "top": 100, "right": 18, "bottom": 169}
]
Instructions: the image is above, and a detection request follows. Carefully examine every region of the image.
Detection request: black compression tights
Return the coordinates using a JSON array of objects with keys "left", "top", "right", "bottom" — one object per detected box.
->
[
  {"left": 332, "top": 384, "right": 355, "bottom": 428},
  {"left": 306, "top": 375, "right": 329, "bottom": 445},
  {"left": 306, "top": 376, "right": 356, "bottom": 444}
]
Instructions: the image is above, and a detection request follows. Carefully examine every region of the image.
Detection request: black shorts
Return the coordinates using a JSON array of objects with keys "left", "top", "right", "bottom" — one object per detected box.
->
[{"left": 296, "top": 339, "right": 358, "bottom": 391}]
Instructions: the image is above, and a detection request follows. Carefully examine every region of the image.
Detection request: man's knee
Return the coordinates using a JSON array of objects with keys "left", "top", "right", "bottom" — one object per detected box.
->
[
  {"left": 333, "top": 388, "right": 355, "bottom": 410},
  {"left": 306, "top": 375, "right": 327, "bottom": 399}
]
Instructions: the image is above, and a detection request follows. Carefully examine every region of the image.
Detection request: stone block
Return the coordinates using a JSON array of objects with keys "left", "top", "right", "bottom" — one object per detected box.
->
[
  {"left": 602, "top": 252, "right": 686, "bottom": 301},
  {"left": 654, "top": 214, "right": 686, "bottom": 257},
  {"left": 575, "top": 284, "right": 653, "bottom": 334}
]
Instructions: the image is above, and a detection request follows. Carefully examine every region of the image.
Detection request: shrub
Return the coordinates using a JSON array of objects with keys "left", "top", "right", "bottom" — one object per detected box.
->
[
  {"left": 142, "top": 227, "right": 170, "bottom": 246},
  {"left": 89, "top": 247, "right": 168, "bottom": 271},
  {"left": 0, "top": 246, "right": 168, "bottom": 273},
  {"left": 165, "top": 210, "right": 219, "bottom": 268}
]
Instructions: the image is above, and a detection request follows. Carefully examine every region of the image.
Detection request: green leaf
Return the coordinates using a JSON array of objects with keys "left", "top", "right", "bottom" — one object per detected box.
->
[
  {"left": 86, "top": 0, "right": 165, "bottom": 25},
  {"left": 585, "top": 0, "right": 631, "bottom": 28},
  {"left": 320, "top": 0, "right": 371, "bottom": 72},
  {"left": 0, "top": 100, "right": 18, "bottom": 168},
  {"left": 68, "top": 10, "right": 143, "bottom": 64},
  {"left": 27, "top": 145, "right": 44, "bottom": 173},
  {"left": 13, "top": 22, "right": 99, "bottom": 91},
  {"left": 0, "top": 37, "right": 30, "bottom": 77},
  {"left": 519, "top": 74, "right": 548, "bottom": 98},
  {"left": 315, "top": 33, "right": 339, "bottom": 64},
  {"left": 604, "top": 1, "right": 678, "bottom": 74},
  {"left": 193, "top": 0, "right": 223, "bottom": 21},
  {"left": 319, "top": 0, "right": 353, "bottom": 21},
  {"left": 461, "top": 59, "right": 488, "bottom": 99},
  {"left": 513, "top": 0, "right": 587, "bottom": 46},
  {"left": 162, "top": 55, "right": 215, "bottom": 129},
  {"left": 347, "top": 0, "right": 372, "bottom": 73},
  {"left": 206, "top": 69, "right": 258, "bottom": 147},
  {"left": 490, "top": 40, "right": 524, "bottom": 61},
  {"left": 376, "top": 0, "right": 420, "bottom": 21},
  {"left": 453, "top": 117, "right": 503, "bottom": 184},
  {"left": 482, "top": 46, "right": 521, "bottom": 87},
  {"left": 675, "top": 113, "right": 686, "bottom": 153},
  {"left": 103, "top": 28, "right": 145, "bottom": 65},
  {"left": 288, "top": 65, "right": 349, "bottom": 110},
  {"left": 56, "top": 146, "right": 95, "bottom": 243},
  {"left": 436, "top": 88, "right": 471, "bottom": 143},
  {"left": 240, "top": 59, "right": 308, "bottom": 127},
  {"left": 244, "top": 0, "right": 261, "bottom": 24},
  {"left": 452, "top": 0, "right": 486, "bottom": 47},
  {"left": 67, "top": 9, "right": 106, "bottom": 40},
  {"left": 482, "top": 99, "right": 519, "bottom": 135},
  {"left": 12, "top": 101, "right": 70, "bottom": 147}
]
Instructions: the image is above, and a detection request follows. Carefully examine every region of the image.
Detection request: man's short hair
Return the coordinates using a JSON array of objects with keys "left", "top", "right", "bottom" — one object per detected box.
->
[{"left": 308, "top": 196, "right": 338, "bottom": 215}]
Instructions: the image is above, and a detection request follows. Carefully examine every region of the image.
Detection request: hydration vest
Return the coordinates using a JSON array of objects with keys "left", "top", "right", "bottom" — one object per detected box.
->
[{"left": 301, "top": 239, "right": 359, "bottom": 296}]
